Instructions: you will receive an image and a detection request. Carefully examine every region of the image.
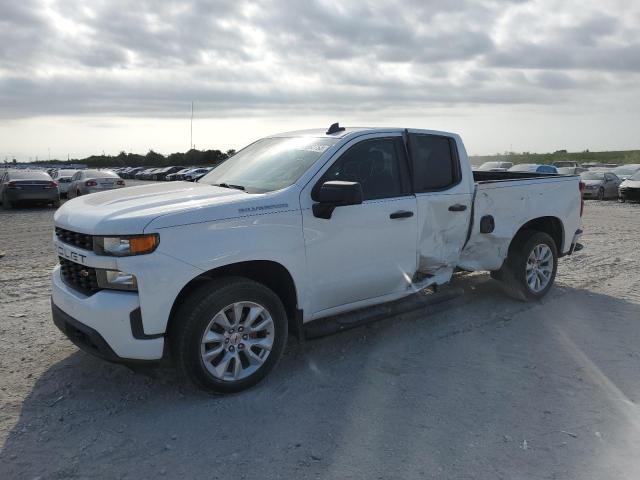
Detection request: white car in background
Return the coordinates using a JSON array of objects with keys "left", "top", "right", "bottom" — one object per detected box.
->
[
  {"left": 67, "top": 169, "right": 125, "bottom": 198},
  {"left": 183, "top": 167, "right": 212, "bottom": 181},
  {"left": 52, "top": 169, "right": 79, "bottom": 198},
  {"left": 612, "top": 164, "right": 640, "bottom": 181},
  {"left": 476, "top": 161, "right": 513, "bottom": 171}
]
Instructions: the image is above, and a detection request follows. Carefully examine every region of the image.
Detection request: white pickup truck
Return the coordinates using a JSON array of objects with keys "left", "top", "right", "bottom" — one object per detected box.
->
[{"left": 52, "top": 125, "right": 584, "bottom": 393}]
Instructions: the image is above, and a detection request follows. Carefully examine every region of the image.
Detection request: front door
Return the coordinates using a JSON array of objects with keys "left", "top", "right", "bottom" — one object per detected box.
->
[{"left": 301, "top": 135, "right": 417, "bottom": 316}]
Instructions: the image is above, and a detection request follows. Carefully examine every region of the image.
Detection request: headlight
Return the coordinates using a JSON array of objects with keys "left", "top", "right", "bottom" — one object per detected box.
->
[
  {"left": 96, "top": 269, "right": 138, "bottom": 291},
  {"left": 93, "top": 234, "right": 159, "bottom": 256}
]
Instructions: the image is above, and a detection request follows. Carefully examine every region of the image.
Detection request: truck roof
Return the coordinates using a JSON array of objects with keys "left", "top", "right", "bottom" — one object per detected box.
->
[{"left": 270, "top": 126, "right": 458, "bottom": 140}]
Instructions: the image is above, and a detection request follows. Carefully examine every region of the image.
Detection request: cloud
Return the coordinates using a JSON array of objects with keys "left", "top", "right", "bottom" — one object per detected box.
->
[{"left": 0, "top": 0, "right": 639, "bottom": 119}]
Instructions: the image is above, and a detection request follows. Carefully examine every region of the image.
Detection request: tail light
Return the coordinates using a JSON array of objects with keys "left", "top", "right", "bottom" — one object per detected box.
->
[
  {"left": 116, "top": 180, "right": 125, "bottom": 186},
  {"left": 44, "top": 181, "right": 58, "bottom": 189},
  {"left": 85, "top": 180, "right": 97, "bottom": 187},
  {"left": 579, "top": 181, "right": 585, "bottom": 217}
]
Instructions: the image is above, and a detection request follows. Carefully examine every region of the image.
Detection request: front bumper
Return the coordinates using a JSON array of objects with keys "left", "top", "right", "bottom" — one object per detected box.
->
[
  {"left": 7, "top": 189, "right": 59, "bottom": 202},
  {"left": 51, "top": 266, "right": 164, "bottom": 361},
  {"left": 619, "top": 187, "right": 640, "bottom": 201}
]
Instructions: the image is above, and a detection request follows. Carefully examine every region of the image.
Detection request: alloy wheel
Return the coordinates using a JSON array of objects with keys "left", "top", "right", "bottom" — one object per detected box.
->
[
  {"left": 526, "top": 244, "right": 554, "bottom": 292},
  {"left": 200, "top": 301, "right": 275, "bottom": 381}
]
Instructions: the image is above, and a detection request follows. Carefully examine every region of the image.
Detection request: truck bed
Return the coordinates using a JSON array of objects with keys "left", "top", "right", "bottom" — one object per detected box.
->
[{"left": 457, "top": 171, "right": 582, "bottom": 272}]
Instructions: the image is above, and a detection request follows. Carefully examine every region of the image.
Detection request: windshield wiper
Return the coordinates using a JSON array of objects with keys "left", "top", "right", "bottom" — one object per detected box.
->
[{"left": 213, "top": 183, "right": 246, "bottom": 191}]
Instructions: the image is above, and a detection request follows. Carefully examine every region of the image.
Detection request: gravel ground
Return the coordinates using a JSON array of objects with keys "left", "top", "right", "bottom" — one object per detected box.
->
[{"left": 1, "top": 193, "right": 639, "bottom": 480}]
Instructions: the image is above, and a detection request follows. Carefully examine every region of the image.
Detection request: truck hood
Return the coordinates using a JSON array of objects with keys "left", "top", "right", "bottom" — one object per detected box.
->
[{"left": 54, "top": 182, "right": 250, "bottom": 234}]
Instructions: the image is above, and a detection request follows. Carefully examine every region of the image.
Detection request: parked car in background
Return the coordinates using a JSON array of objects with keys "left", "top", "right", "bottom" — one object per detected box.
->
[
  {"left": 152, "top": 166, "right": 185, "bottom": 181},
  {"left": 508, "top": 164, "right": 558, "bottom": 174},
  {"left": 135, "top": 168, "right": 155, "bottom": 180},
  {"left": 183, "top": 167, "right": 212, "bottom": 181},
  {"left": 476, "top": 161, "right": 513, "bottom": 171},
  {"left": 552, "top": 161, "right": 580, "bottom": 168},
  {"left": 580, "top": 171, "right": 621, "bottom": 200},
  {"left": 67, "top": 170, "right": 125, "bottom": 198},
  {"left": 582, "top": 162, "right": 604, "bottom": 169},
  {"left": 557, "top": 166, "right": 587, "bottom": 175},
  {"left": 124, "top": 167, "right": 146, "bottom": 179},
  {"left": 53, "top": 170, "right": 79, "bottom": 198},
  {"left": 1, "top": 169, "right": 59, "bottom": 209},
  {"left": 618, "top": 170, "right": 640, "bottom": 202},
  {"left": 166, "top": 167, "right": 195, "bottom": 181},
  {"left": 612, "top": 164, "right": 640, "bottom": 181}
]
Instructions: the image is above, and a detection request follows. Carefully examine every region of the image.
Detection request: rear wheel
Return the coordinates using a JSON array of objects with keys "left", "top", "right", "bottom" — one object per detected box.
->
[
  {"left": 171, "top": 277, "right": 288, "bottom": 393},
  {"left": 494, "top": 230, "right": 558, "bottom": 301}
]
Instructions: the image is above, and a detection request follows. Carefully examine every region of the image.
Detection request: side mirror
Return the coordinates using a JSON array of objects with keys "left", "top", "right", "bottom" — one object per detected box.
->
[{"left": 312, "top": 181, "right": 363, "bottom": 219}]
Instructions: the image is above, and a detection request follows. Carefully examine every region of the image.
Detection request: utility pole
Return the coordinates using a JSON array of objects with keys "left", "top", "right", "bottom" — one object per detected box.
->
[{"left": 190, "top": 101, "right": 194, "bottom": 150}]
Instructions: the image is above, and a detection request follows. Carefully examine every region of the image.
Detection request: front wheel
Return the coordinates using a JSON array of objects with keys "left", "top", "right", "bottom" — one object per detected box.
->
[
  {"left": 171, "top": 277, "right": 288, "bottom": 393},
  {"left": 496, "top": 230, "right": 558, "bottom": 301}
]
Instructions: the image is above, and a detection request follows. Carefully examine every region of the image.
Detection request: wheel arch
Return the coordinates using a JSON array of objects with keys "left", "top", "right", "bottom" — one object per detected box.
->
[
  {"left": 510, "top": 216, "right": 565, "bottom": 254},
  {"left": 167, "top": 260, "right": 301, "bottom": 339}
]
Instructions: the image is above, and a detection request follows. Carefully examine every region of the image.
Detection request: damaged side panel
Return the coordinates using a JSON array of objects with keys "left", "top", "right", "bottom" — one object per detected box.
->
[{"left": 458, "top": 178, "right": 577, "bottom": 272}]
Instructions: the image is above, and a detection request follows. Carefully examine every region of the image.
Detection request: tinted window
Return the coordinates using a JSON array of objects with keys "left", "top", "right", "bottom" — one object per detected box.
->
[
  {"left": 319, "top": 138, "right": 407, "bottom": 200},
  {"left": 410, "top": 135, "right": 460, "bottom": 191}
]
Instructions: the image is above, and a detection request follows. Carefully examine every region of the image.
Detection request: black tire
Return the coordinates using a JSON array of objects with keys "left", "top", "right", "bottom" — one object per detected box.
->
[
  {"left": 76, "top": 189, "right": 81, "bottom": 197},
  {"left": 170, "top": 277, "right": 288, "bottom": 393},
  {"left": 618, "top": 197, "right": 626, "bottom": 203},
  {"left": 597, "top": 188, "right": 604, "bottom": 201},
  {"left": 495, "top": 230, "right": 558, "bottom": 301},
  {"left": 2, "top": 193, "right": 12, "bottom": 210},
  {"left": 52, "top": 199, "right": 61, "bottom": 208}
]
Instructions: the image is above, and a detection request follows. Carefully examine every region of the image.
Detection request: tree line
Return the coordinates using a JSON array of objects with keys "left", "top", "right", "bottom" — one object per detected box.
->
[{"left": 25, "top": 148, "right": 237, "bottom": 169}]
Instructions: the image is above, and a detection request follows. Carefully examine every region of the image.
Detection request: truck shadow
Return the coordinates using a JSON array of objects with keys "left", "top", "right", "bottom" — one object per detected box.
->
[{"left": 3, "top": 275, "right": 640, "bottom": 479}]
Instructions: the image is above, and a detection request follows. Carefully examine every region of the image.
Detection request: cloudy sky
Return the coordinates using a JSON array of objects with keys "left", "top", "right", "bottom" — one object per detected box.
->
[{"left": 1, "top": 0, "right": 639, "bottom": 161}]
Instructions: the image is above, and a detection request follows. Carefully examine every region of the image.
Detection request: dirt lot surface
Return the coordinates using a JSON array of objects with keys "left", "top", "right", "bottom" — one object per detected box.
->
[{"left": 1, "top": 194, "right": 639, "bottom": 479}]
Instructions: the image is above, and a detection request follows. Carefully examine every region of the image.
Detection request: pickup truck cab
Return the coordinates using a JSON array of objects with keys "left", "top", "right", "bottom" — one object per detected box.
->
[{"left": 52, "top": 125, "right": 584, "bottom": 392}]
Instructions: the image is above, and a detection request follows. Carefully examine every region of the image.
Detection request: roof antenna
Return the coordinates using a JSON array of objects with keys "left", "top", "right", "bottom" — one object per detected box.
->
[{"left": 326, "top": 122, "right": 345, "bottom": 135}]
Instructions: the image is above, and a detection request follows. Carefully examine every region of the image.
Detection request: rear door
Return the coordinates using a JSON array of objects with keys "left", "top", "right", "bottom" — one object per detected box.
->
[
  {"left": 301, "top": 134, "right": 417, "bottom": 316},
  {"left": 407, "top": 132, "right": 473, "bottom": 276}
]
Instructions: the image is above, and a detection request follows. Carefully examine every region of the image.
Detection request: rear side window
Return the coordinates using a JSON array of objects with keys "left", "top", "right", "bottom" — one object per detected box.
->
[
  {"left": 318, "top": 138, "right": 409, "bottom": 200},
  {"left": 409, "top": 134, "right": 461, "bottom": 192}
]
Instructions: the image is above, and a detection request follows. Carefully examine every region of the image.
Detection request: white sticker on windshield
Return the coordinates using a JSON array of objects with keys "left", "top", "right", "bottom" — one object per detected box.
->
[{"left": 298, "top": 144, "right": 331, "bottom": 153}]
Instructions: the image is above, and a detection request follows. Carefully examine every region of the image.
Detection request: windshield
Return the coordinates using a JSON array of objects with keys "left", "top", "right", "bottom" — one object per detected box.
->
[
  {"left": 478, "top": 162, "right": 501, "bottom": 170},
  {"left": 200, "top": 137, "right": 337, "bottom": 192},
  {"left": 613, "top": 165, "right": 640, "bottom": 176},
  {"left": 508, "top": 164, "right": 535, "bottom": 172},
  {"left": 630, "top": 171, "right": 640, "bottom": 181},
  {"left": 581, "top": 172, "right": 604, "bottom": 180}
]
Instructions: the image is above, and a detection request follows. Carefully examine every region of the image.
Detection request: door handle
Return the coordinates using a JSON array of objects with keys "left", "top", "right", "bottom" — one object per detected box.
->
[
  {"left": 448, "top": 204, "right": 467, "bottom": 212},
  {"left": 390, "top": 210, "right": 414, "bottom": 219}
]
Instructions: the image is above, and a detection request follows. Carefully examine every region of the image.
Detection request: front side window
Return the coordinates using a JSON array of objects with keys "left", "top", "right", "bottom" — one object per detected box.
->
[
  {"left": 410, "top": 134, "right": 460, "bottom": 192},
  {"left": 317, "top": 138, "right": 408, "bottom": 200}
]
